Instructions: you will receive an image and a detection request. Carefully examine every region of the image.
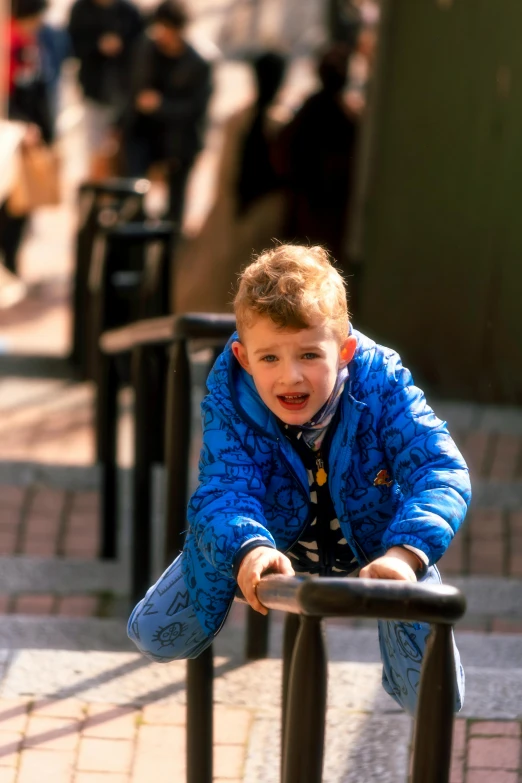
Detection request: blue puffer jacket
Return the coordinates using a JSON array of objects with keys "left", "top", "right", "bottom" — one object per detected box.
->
[{"left": 177, "top": 328, "right": 471, "bottom": 643}]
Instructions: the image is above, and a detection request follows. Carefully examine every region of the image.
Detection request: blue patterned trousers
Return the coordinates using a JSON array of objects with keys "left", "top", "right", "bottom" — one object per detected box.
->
[{"left": 128, "top": 558, "right": 464, "bottom": 717}]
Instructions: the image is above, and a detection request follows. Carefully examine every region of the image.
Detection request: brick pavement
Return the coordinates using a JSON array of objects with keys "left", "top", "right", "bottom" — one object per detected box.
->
[
  {"left": 0, "top": 696, "right": 516, "bottom": 782},
  {"left": 0, "top": 697, "right": 250, "bottom": 782}
]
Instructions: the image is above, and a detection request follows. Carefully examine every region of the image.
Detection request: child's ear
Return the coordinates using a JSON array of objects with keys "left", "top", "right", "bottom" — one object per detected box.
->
[
  {"left": 232, "top": 340, "right": 252, "bottom": 374},
  {"left": 339, "top": 335, "right": 357, "bottom": 367}
]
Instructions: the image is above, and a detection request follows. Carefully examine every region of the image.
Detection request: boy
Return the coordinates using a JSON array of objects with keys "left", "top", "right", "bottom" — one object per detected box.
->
[{"left": 128, "top": 244, "right": 470, "bottom": 716}]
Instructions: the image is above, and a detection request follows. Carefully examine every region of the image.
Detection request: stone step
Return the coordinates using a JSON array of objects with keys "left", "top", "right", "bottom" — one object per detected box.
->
[
  {"left": 0, "top": 610, "right": 521, "bottom": 671},
  {"left": 0, "top": 556, "right": 128, "bottom": 596},
  {"left": 0, "top": 556, "right": 520, "bottom": 622}
]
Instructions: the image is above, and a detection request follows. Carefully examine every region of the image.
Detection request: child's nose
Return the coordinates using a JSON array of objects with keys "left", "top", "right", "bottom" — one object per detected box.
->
[{"left": 280, "top": 361, "right": 304, "bottom": 385}]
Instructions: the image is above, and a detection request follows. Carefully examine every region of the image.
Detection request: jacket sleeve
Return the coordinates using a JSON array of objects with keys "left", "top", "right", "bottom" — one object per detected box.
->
[
  {"left": 378, "top": 352, "right": 471, "bottom": 564},
  {"left": 186, "top": 399, "right": 276, "bottom": 578}
]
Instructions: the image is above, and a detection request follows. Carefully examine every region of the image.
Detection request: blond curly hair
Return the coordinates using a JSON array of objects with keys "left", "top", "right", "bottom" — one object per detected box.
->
[{"left": 234, "top": 244, "right": 349, "bottom": 341}]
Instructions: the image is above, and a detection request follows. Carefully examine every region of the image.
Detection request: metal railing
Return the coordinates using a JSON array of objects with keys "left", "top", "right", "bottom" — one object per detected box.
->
[
  {"left": 257, "top": 575, "right": 465, "bottom": 783},
  {"left": 97, "top": 313, "right": 236, "bottom": 580},
  {"left": 98, "top": 311, "right": 465, "bottom": 783}
]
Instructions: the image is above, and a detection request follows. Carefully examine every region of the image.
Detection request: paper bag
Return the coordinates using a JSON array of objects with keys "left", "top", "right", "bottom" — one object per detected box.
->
[{"left": 7, "top": 144, "right": 61, "bottom": 216}]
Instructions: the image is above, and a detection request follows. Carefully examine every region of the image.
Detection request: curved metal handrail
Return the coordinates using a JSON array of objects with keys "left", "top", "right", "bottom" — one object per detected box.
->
[
  {"left": 99, "top": 312, "right": 236, "bottom": 356},
  {"left": 256, "top": 573, "right": 466, "bottom": 624}
]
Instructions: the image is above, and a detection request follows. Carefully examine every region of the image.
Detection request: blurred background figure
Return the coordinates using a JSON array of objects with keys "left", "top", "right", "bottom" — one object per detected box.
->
[
  {"left": 67, "top": 0, "right": 143, "bottom": 180},
  {"left": 0, "top": 0, "right": 52, "bottom": 275},
  {"left": 326, "top": 0, "right": 362, "bottom": 47},
  {"left": 122, "top": 0, "right": 213, "bottom": 225},
  {"left": 278, "top": 42, "right": 359, "bottom": 269},
  {"left": 174, "top": 50, "right": 289, "bottom": 313},
  {"left": 38, "top": 20, "right": 71, "bottom": 131}
]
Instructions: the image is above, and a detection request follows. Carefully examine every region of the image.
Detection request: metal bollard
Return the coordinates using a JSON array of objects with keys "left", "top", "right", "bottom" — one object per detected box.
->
[
  {"left": 282, "top": 616, "right": 327, "bottom": 783},
  {"left": 130, "top": 343, "right": 167, "bottom": 603},
  {"left": 187, "top": 647, "right": 214, "bottom": 783},
  {"left": 71, "top": 179, "right": 149, "bottom": 378},
  {"left": 411, "top": 624, "right": 456, "bottom": 783}
]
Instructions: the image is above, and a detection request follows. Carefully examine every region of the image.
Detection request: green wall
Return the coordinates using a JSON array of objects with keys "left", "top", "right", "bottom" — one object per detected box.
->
[{"left": 358, "top": 0, "right": 522, "bottom": 402}]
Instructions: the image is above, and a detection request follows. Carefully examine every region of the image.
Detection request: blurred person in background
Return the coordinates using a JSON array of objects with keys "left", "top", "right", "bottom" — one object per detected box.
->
[
  {"left": 68, "top": 0, "right": 143, "bottom": 179},
  {"left": 122, "top": 0, "right": 212, "bottom": 225},
  {"left": 174, "top": 51, "right": 289, "bottom": 314},
  {"left": 0, "top": 0, "right": 52, "bottom": 275},
  {"left": 278, "top": 43, "right": 359, "bottom": 270},
  {"left": 38, "top": 21, "right": 71, "bottom": 131},
  {"left": 327, "top": 0, "right": 362, "bottom": 47}
]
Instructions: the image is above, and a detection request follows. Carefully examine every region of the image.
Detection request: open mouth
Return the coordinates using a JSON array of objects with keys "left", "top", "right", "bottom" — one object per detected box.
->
[{"left": 277, "top": 393, "right": 310, "bottom": 411}]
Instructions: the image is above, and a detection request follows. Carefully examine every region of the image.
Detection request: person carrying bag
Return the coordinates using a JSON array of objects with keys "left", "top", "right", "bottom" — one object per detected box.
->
[{"left": 1, "top": 0, "right": 58, "bottom": 274}]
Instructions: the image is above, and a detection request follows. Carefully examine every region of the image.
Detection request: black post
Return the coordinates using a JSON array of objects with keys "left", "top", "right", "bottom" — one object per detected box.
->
[
  {"left": 281, "top": 612, "right": 300, "bottom": 779},
  {"left": 96, "top": 352, "right": 119, "bottom": 559},
  {"left": 187, "top": 647, "right": 213, "bottom": 783},
  {"left": 164, "top": 336, "right": 192, "bottom": 564},
  {"left": 130, "top": 344, "right": 166, "bottom": 603},
  {"left": 245, "top": 608, "right": 270, "bottom": 660},
  {"left": 71, "top": 187, "right": 98, "bottom": 377},
  {"left": 71, "top": 181, "right": 148, "bottom": 378},
  {"left": 411, "top": 624, "right": 456, "bottom": 783},
  {"left": 282, "top": 616, "right": 327, "bottom": 783}
]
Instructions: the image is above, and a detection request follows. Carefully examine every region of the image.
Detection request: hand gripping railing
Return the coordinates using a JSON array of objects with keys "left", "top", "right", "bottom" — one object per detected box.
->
[{"left": 251, "top": 574, "right": 466, "bottom": 783}]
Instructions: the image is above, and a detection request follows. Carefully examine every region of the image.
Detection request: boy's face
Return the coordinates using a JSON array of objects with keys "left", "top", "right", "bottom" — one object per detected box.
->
[{"left": 232, "top": 316, "right": 356, "bottom": 426}]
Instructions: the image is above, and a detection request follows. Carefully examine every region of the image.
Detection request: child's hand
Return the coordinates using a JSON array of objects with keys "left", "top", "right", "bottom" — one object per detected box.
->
[
  {"left": 359, "top": 546, "right": 419, "bottom": 583},
  {"left": 237, "top": 546, "right": 295, "bottom": 615}
]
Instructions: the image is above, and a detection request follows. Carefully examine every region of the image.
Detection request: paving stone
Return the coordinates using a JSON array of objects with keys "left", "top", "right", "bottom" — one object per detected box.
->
[
  {"left": 83, "top": 705, "right": 139, "bottom": 740},
  {"left": 0, "top": 699, "right": 30, "bottom": 733},
  {"left": 214, "top": 742, "right": 246, "bottom": 779},
  {"left": 214, "top": 707, "right": 253, "bottom": 745},
  {"left": 466, "top": 771, "right": 518, "bottom": 783},
  {"left": 141, "top": 702, "right": 185, "bottom": 726},
  {"left": 470, "top": 721, "right": 521, "bottom": 737},
  {"left": 75, "top": 774, "right": 130, "bottom": 783},
  {"left": 467, "top": 736, "right": 520, "bottom": 769},
  {"left": 17, "top": 748, "right": 76, "bottom": 782},
  {"left": 451, "top": 719, "right": 466, "bottom": 761},
  {"left": 57, "top": 597, "right": 100, "bottom": 618},
  {"left": 0, "top": 731, "right": 22, "bottom": 766},
  {"left": 77, "top": 737, "right": 134, "bottom": 774},
  {"left": 132, "top": 724, "right": 185, "bottom": 781},
  {"left": 31, "top": 699, "right": 86, "bottom": 720},
  {"left": 14, "top": 595, "right": 56, "bottom": 615},
  {"left": 25, "top": 715, "right": 81, "bottom": 751}
]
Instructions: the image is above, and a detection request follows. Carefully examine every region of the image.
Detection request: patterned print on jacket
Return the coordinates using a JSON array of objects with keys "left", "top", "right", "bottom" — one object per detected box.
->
[{"left": 166, "top": 328, "right": 470, "bottom": 647}]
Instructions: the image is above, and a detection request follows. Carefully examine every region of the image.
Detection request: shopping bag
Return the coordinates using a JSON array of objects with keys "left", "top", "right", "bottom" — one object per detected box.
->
[{"left": 7, "top": 143, "right": 61, "bottom": 216}]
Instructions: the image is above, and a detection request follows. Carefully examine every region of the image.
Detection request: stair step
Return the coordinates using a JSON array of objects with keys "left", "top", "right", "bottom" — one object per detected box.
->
[
  {"left": 0, "top": 556, "right": 128, "bottom": 595},
  {"left": 0, "top": 621, "right": 518, "bottom": 722}
]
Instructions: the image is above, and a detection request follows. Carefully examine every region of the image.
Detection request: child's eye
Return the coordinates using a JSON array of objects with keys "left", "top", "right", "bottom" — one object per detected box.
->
[
  {"left": 261, "top": 355, "right": 278, "bottom": 363},
  {"left": 302, "top": 352, "right": 319, "bottom": 360}
]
